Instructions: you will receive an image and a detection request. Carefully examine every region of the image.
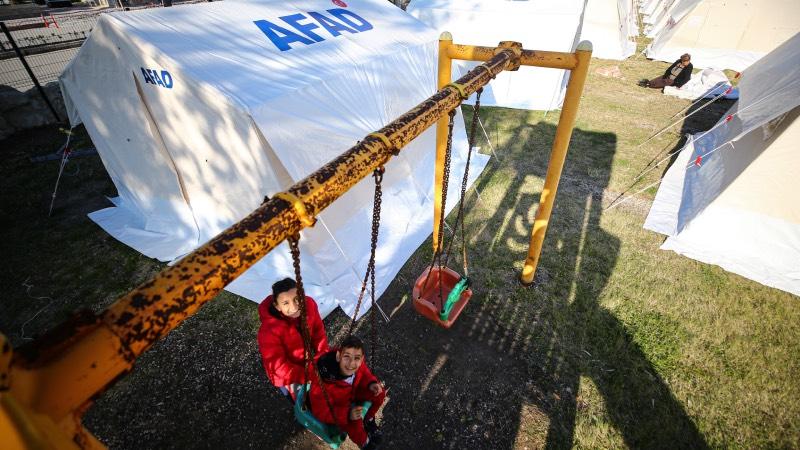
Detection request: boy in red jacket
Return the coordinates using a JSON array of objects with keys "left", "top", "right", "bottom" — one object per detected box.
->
[
  {"left": 257, "top": 278, "right": 329, "bottom": 401},
  {"left": 309, "top": 335, "right": 386, "bottom": 450}
]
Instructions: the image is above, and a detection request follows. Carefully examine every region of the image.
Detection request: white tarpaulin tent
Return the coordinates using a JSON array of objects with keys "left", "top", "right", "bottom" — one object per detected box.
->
[
  {"left": 644, "top": 32, "right": 800, "bottom": 297},
  {"left": 407, "top": 0, "right": 585, "bottom": 110},
  {"left": 60, "top": 0, "right": 488, "bottom": 318},
  {"left": 643, "top": 0, "right": 692, "bottom": 38},
  {"left": 579, "top": 0, "right": 637, "bottom": 60},
  {"left": 646, "top": 0, "right": 800, "bottom": 71},
  {"left": 640, "top": 0, "right": 671, "bottom": 21}
]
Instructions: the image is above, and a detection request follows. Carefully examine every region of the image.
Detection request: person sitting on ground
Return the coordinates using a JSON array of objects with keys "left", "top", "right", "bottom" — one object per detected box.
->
[
  {"left": 639, "top": 53, "right": 693, "bottom": 89},
  {"left": 309, "top": 335, "right": 387, "bottom": 450},
  {"left": 258, "top": 277, "right": 329, "bottom": 402}
]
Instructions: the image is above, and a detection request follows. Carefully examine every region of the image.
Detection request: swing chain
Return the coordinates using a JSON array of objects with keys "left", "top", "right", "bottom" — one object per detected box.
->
[
  {"left": 288, "top": 235, "right": 340, "bottom": 429},
  {"left": 347, "top": 167, "right": 385, "bottom": 355},
  {"left": 438, "top": 110, "right": 457, "bottom": 302},
  {"left": 438, "top": 109, "right": 456, "bottom": 260},
  {"left": 417, "top": 109, "right": 457, "bottom": 304},
  {"left": 369, "top": 167, "right": 383, "bottom": 365},
  {"left": 443, "top": 87, "right": 483, "bottom": 277},
  {"left": 288, "top": 236, "right": 312, "bottom": 381}
]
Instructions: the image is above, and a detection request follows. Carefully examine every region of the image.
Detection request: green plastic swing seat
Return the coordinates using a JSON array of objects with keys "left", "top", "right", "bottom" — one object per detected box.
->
[{"left": 293, "top": 383, "right": 372, "bottom": 449}]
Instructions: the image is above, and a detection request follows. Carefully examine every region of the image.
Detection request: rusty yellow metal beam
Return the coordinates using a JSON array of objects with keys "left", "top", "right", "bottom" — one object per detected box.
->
[
  {"left": 447, "top": 43, "right": 578, "bottom": 70},
  {"left": 2, "top": 331, "right": 105, "bottom": 449},
  {"left": 3, "top": 46, "right": 519, "bottom": 448}
]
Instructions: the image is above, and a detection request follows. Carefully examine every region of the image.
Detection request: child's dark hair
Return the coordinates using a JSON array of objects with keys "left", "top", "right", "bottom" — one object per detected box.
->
[
  {"left": 340, "top": 335, "right": 365, "bottom": 353},
  {"left": 272, "top": 277, "right": 297, "bottom": 300}
]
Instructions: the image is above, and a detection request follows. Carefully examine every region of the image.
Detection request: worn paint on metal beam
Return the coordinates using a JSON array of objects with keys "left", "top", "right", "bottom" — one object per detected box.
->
[{"left": 447, "top": 44, "right": 578, "bottom": 70}]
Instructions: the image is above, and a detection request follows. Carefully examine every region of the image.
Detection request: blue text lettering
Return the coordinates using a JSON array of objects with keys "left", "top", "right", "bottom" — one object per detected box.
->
[
  {"left": 254, "top": 19, "right": 315, "bottom": 51},
  {"left": 140, "top": 67, "right": 174, "bottom": 89},
  {"left": 307, "top": 11, "right": 357, "bottom": 36},
  {"left": 327, "top": 9, "right": 373, "bottom": 32},
  {"left": 254, "top": 8, "right": 373, "bottom": 51},
  {"left": 280, "top": 13, "right": 326, "bottom": 42}
]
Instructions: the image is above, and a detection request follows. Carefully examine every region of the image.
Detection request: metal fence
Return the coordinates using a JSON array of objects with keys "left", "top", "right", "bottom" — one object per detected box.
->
[
  {"left": 0, "top": 0, "right": 211, "bottom": 93},
  {"left": 0, "top": 10, "right": 100, "bottom": 91}
]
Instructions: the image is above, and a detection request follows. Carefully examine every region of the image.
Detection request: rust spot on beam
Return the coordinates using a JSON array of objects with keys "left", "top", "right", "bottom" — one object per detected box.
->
[{"left": 13, "top": 310, "right": 100, "bottom": 369}]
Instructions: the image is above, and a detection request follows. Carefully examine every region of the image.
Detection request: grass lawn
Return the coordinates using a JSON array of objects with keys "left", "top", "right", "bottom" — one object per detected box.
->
[
  {"left": 1, "top": 49, "right": 798, "bottom": 449},
  {"left": 455, "top": 53, "right": 799, "bottom": 448}
]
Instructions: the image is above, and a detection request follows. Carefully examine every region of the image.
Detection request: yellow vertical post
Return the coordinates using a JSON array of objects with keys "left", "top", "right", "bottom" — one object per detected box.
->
[
  {"left": 520, "top": 41, "right": 593, "bottom": 285},
  {"left": 433, "top": 31, "right": 453, "bottom": 252}
]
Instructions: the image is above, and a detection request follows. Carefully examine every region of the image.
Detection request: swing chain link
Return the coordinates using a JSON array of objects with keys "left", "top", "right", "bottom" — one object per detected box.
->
[
  {"left": 369, "top": 168, "right": 383, "bottom": 366},
  {"left": 420, "top": 109, "right": 457, "bottom": 305},
  {"left": 440, "top": 111, "right": 456, "bottom": 300},
  {"left": 288, "top": 236, "right": 311, "bottom": 379},
  {"left": 291, "top": 167, "right": 387, "bottom": 427},
  {"left": 347, "top": 166, "right": 385, "bottom": 364},
  {"left": 288, "top": 235, "right": 339, "bottom": 429},
  {"left": 437, "top": 109, "right": 457, "bottom": 261},
  {"left": 443, "top": 88, "right": 483, "bottom": 277}
]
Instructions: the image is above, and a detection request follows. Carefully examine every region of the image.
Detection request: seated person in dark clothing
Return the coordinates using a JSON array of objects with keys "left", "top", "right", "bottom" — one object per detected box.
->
[{"left": 639, "top": 53, "right": 693, "bottom": 89}]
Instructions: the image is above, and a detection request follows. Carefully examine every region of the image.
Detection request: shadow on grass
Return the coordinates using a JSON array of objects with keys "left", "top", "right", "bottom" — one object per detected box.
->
[
  {"left": 364, "top": 108, "right": 709, "bottom": 449},
  {"left": 663, "top": 97, "right": 736, "bottom": 173}
]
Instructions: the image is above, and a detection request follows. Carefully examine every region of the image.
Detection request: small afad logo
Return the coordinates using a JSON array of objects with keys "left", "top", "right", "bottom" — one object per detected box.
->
[
  {"left": 332, "top": 0, "right": 347, "bottom": 7},
  {"left": 141, "top": 68, "right": 174, "bottom": 89}
]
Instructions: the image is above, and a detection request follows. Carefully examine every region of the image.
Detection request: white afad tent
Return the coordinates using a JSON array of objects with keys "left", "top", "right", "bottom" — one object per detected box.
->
[
  {"left": 60, "top": 0, "right": 488, "bottom": 318},
  {"left": 407, "top": 0, "right": 585, "bottom": 110},
  {"left": 640, "top": 0, "right": 669, "bottom": 22},
  {"left": 579, "top": 0, "right": 637, "bottom": 60},
  {"left": 642, "top": 0, "right": 694, "bottom": 38},
  {"left": 644, "top": 32, "right": 800, "bottom": 297},
  {"left": 645, "top": 0, "right": 800, "bottom": 71}
]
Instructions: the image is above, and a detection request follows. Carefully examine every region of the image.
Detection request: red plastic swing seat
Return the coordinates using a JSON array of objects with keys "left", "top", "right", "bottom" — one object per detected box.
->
[{"left": 412, "top": 266, "right": 472, "bottom": 329}]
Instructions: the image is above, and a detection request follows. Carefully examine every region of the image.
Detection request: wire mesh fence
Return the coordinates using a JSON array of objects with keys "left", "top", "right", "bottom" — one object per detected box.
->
[
  {"left": 1, "top": 46, "right": 80, "bottom": 90},
  {"left": 0, "top": 0, "right": 212, "bottom": 92},
  {"left": 0, "top": 11, "right": 99, "bottom": 91},
  {"left": 0, "top": 11, "right": 97, "bottom": 50}
]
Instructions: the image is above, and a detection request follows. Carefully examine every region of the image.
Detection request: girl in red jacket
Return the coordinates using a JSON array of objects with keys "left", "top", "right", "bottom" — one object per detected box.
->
[
  {"left": 257, "top": 277, "right": 329, "bottom": 401},
  {"left": 309, "top": 335, "right": 387, "bottom": 450}
]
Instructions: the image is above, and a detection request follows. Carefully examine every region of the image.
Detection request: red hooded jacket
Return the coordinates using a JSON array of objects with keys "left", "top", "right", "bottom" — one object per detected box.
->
[
  {"left": 308, "top": 349, "right": 379, "bottom": 426},
  {"left": 257, "top": 295, "right": 328, "bottom": 387}
]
